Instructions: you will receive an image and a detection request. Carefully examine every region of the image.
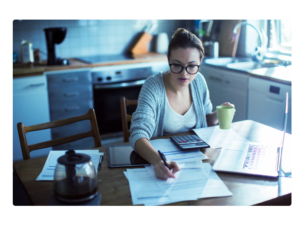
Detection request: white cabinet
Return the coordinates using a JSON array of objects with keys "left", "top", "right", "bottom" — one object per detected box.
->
[
  {"left": 13, "top": 75, "right": 52, "bottom": 162},
  {"left": 200, "top": 65, "right": 248, "bottom": 122},
  {"left": 248, "top": 76, "right": 291, "bottom": 134}
]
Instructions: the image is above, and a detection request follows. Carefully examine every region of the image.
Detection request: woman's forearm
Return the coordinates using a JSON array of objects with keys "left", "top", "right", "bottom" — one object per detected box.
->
[
  {"left": 134, "top": 138, "right": 162, "bottom": 166},
  {"left": 206, "top": 111, "right": 218, "bottom": 127}
]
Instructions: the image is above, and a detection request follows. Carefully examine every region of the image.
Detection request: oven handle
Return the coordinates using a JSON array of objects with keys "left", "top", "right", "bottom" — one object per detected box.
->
[{"left": 94, "top": 79, "right": 146, "bottom": 89}]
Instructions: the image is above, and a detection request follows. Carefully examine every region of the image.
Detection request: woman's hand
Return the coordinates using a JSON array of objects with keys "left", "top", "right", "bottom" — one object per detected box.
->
[
  {"left": 154, "top": 160, "right": 180, "bottom": 180},
  {"left": 221, "top": 102, "right": 236, "bottom": 114}
]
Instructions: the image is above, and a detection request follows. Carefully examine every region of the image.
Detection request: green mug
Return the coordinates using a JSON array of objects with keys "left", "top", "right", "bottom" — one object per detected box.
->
[{"left": 216, "top": 105, "right": 235, "bottom": 129}]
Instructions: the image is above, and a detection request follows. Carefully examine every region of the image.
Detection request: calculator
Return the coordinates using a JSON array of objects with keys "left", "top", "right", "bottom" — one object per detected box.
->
[{"left": 170, "top": 135, "right": 210, "bottom": 150}]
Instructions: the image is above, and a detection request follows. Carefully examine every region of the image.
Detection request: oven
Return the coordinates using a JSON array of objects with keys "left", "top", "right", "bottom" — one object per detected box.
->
[{"left": 92, "top": 64, "right": 153, "bottom": 135}]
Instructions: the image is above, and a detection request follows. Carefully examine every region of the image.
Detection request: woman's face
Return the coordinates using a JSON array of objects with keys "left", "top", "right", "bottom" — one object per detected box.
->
[{"left": 168, "top": 47, "right": 200, "bottom": 88}]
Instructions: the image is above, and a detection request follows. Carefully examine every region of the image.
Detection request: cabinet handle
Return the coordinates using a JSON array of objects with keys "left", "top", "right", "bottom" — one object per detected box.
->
[
  {"left": 209, "top": 76, "right": 223, "bottom": 82},
  {"left": 266, "top": 96, "right": 284, "bottom": 103},
  {"left": 65, "top": 106, "right": 80, "bottom": 111},
  {"left": 63, "top": 77, "right": 78, "bottom": 82},
  {"left": 30, "top": 83, "right": 45, "bottom": 87},
  {"left": 64, "top": 91, "right": 79, "bottom": 97},
  {"left": 94, "top": 79, "right": 146, "bottom": 89}
]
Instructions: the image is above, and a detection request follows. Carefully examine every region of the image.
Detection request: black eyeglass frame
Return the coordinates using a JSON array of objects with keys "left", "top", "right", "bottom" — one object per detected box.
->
[{"left": 169, "top": 64, "right": 200, "bottom": 75}]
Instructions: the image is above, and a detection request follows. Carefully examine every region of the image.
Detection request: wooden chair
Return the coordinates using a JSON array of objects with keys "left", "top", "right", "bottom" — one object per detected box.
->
[
  {"left": 17, "top": 108, "right": 102, "bottom": 160},
  {"left": 120, "top": 97, "right": 138, "bottom": 143}
]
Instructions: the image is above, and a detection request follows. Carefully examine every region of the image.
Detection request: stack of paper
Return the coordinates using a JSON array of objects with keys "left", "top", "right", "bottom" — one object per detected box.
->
[
  {"left": 124, "top": 163, "right": 232, "bottom": 206},
  {"left": 124, "top": 139, "right": 232, "bottom": 205},
  {"left": 193, "top": 126, "right": 251, "bottom": 149},
  {"left": 36, "top": 150, "right": 103, "bottom": 181}
]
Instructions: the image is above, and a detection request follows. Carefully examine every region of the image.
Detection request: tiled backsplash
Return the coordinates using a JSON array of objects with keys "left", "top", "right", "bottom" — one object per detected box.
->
[{"left": 13, "top": 20, "right": 194, "bottom": 62}]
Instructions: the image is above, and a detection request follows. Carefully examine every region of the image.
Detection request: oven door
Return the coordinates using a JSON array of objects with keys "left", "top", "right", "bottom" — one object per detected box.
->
[{"left": 93, "top": 79, "right": 145, "bottom": 135}]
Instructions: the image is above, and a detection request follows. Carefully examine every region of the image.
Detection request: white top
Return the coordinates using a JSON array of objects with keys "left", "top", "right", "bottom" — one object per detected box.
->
[
  {"left": 129, "top": 72, "right": 212, "bottom": 149},
  {"left": 163, "top": 95, "right": 197, "bottom": 135}
]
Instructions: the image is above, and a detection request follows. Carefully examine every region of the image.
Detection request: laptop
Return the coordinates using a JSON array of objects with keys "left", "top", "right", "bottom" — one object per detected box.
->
[{"left": 213, "top": 92, "right": 289, "bottom": 178}]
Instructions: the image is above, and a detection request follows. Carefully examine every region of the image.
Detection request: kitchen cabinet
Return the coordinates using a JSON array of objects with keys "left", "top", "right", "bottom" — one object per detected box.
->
[
  {"left": 45, "top": 69, "right": 94, "bottom": 150},
  {"left": 13, "top": 75, "right": 52, "bottom": 162},
  {"left": 200, "top": 64, "right": 248, "bottom": 122},
  {"left": 248, "top": 76, "right": 291, "bottom": 134}
]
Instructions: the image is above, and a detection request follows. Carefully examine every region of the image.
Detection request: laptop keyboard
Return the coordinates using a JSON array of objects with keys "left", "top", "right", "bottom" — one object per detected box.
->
[{"left": 243, "top": 144, "right": 269, "bottom": 170}]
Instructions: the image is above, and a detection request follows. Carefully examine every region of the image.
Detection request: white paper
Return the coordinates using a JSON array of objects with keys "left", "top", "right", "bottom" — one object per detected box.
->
[
  {"left": 36, "top": 150, "right": 103, "bottom": 181},
  {"left": 124, "top": 163, "right": 232, "bottom": 206},
  {"left": 150, "top": 139, "right": 208, "bottom": 162},
  {"left": 193, "top": 126, "right": 250, "bottom": 149},
  {"left": 192, "top": 126, "right": 215, "bottom": 144},
  {"left": 125, "top": 169, "right": 173, "bottom": 205},
  {"left": 122, "top": 138, "right": 232, "bottom": 206}
]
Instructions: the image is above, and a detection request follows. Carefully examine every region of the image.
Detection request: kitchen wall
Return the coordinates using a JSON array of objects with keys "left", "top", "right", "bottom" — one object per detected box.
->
[{"left": 13, "top": 20, "right": 194, "bottom": 62}]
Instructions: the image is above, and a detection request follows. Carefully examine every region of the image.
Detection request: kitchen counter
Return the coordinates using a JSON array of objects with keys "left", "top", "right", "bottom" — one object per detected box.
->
[
  {"left": 14, "top": 54, "right": 291, "bottom": 85},
  {"left": 248, "top": 66, "right": 292, "bottom": 85},
  {"left": 202, "top": 57, "right": 292, "bottom": 85},
  {"left": 13, "top": 53, "right": 168, "bottom": 78}
]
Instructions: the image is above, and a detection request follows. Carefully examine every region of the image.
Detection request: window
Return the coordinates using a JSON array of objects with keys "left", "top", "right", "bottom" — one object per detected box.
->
[{"left": 267, "top": 20, "right": 291, "bottom": 54}]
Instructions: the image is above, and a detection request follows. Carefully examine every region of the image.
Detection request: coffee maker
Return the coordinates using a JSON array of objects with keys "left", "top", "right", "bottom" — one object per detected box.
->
[{"left": 44, "top": 27, "right": 70, "bottom": 65}]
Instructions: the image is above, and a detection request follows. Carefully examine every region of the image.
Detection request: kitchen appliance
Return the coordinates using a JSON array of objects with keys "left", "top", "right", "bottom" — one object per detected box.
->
[
  {"left": 53, "top": 150, "right": 98, "bottom": 203},
  {"left": 92, "top": 65, "right": 153, "bottom": 135},
  {"left": 44, "top": 27, "right": 70, "bottom": 66},
  {"left": 21, "top": 39, "right": 34, "bottom": 63}
]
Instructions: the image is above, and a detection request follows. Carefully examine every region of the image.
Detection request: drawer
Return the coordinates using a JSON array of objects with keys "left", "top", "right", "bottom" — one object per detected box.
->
[
  {"left": 47, "top": 70, "right": 91, "bottom": 88},
  {"left": 52, "top": 137, "right": 95, "bottom": 150},
  {"left": 13, "top": 75, "right": 47, "bottom": 92},
  {"left": 199, "top": 66, "right": 223, "bottom": 76},
  {"left": 51, "top": 120, "right": 92, "bottom": 138},
  {"left": 221, "top": 70, "right": 248, "bottom": 90},
  {"left": 48, "top": 85, "right": 93, "bottom": 103},
  {"left": 50, "top": 100, "right": 94, "bottom": 121}
]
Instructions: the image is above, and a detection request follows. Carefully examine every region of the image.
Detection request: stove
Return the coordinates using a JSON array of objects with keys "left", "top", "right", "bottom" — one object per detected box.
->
[{"left": 75, "top": 54, "right": 134, "bottom": 64}]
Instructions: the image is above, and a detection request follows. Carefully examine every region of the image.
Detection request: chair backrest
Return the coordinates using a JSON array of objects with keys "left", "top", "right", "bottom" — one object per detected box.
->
[
  {"left": 17, "top": 108, "right": 102, "bottom": 160},
  {"left": 120, "top": 97, "right": 138, "bottom": 143}
]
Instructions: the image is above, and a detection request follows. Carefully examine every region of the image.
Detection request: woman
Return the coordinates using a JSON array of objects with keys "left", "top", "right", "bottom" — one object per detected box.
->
[{"left": 129, "top": 28, "right": 234, "bottom": 180}]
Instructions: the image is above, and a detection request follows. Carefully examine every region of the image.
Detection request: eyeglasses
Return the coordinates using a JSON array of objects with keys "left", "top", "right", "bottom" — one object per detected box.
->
[{"left": 169, "top": 64, "right": 200, "bottom": 75}]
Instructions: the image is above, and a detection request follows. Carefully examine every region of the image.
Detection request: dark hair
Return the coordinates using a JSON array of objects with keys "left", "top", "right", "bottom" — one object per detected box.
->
[{"left": 167, "top": 28, "right": 205, "bottom": 63}]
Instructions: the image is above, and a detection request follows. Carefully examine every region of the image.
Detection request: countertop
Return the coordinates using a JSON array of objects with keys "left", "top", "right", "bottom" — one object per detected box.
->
[
  {"left": 248, "top": 66, "right": 292, "bottom": 85},
  {"left": 13, "top": 53, "right": 168, "bottom": 78},
  {"left": 13, "top": 54, "right": 291, "bottom": 85},
  {"left": 202, "top": 57, "right": 292, "bottom": 85}
]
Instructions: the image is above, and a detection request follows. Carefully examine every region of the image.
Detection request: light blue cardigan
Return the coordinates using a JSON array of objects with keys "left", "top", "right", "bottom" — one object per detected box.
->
[{"left": 129, "top": 71, "right": 212, "bottom": 149}]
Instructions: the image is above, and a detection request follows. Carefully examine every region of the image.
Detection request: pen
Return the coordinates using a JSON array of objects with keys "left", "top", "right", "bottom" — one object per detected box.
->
[
  {"left": 98, "top": 155, "right": 103, "bottom": 170},
  {"left": 158, "top": 150, "right": 170, "bottom": 170}
]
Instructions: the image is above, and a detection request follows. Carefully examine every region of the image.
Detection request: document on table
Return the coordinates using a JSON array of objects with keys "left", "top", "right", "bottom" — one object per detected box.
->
[
  {"left": 124, "top": 163, "right": 232, "bottom": 206},
  {"left": 36, "top": 150, "right": 103, "bottom": 181},
  {"left": 193, "top": 126, "right": 250, "bottom": 149},
  {"left": 150, "top": 139, "right": 209, "bottom": 162}
]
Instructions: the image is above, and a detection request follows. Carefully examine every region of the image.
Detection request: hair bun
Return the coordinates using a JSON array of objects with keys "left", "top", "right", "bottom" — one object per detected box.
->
[
  {"left": 172, "top": 28, "right": 188, "bottom": 38},
  {"left": 168, "top": 28, "right": 205, "bottom": 63}
]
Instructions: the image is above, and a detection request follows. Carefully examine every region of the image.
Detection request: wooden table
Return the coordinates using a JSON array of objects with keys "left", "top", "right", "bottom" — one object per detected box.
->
[{"left": 13, "top": 120, "right": 292, "bottom": 206}]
